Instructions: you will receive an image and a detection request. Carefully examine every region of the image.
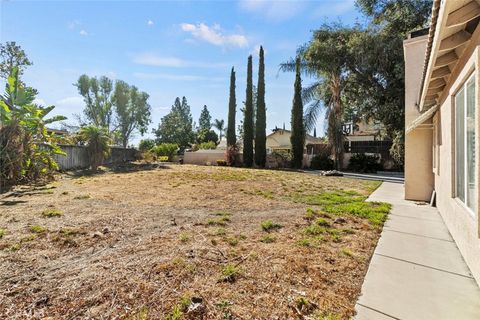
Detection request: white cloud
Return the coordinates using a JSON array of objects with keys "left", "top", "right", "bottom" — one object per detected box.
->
[
  {"left": 133, "top": 72, "right": 225, "bottom": 82},
  {"left": 132, "top": 53, "right": 229, "bottom": 68},
  {"left": 180, "top": 23, "right": 248, "bottom": 48},
  {"left": 79, "top": 30, "right": 88, "bottom": 36},
  {"left": 238, "top": 0, "right": 307, "bottom": 21},
  {"left": 147, "top": 20, "right": 154, "bottom": 26},
  {"left": 56, "top": 96, "right": 84, "bottom": 110},
  {"left": 68, "top": 20, "right": 81, "bottom": 29}
]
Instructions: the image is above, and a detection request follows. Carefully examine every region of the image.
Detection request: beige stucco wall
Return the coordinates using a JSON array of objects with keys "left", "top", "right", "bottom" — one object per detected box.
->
[
  {"left": 432, "top": 47, "right": 480, "bottom": 285},
  {"left": 404, "top": 35, "right": 434, "bottom": 201}
]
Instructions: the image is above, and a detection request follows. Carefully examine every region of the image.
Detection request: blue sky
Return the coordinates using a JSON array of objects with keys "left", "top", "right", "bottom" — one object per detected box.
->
[{"left": 1, "top": 0, "right": 366, "bottom": 145}]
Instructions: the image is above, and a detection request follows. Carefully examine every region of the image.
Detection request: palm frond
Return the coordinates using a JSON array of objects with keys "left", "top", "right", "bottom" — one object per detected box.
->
[{"left": 303, "top": 99, "right": 322, "bottom": 132}]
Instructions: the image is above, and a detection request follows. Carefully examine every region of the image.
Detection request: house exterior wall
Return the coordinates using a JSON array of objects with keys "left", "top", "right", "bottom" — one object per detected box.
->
[
  {"left": 404, "top": 35, "right": 434, "bottom": 201},
  {"left": 432, "top": 47, "right": 480, "bottom": 285}
]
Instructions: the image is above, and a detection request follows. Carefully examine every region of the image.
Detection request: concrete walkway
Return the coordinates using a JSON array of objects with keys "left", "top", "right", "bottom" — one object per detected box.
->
[{"left": 355, "top": 182, "right": 480, "bottom": 320}]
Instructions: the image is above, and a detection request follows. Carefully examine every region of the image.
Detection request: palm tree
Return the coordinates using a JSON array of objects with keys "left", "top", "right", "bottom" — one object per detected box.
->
[
  {"left": 280, "top": 23, "right": 358, "bottom": 170},
  {"left": 213, "top": 118, "right": 225, "bottom": 143},
  {"left": 78, "top": 125, "right": 111, "bottom": 171}
]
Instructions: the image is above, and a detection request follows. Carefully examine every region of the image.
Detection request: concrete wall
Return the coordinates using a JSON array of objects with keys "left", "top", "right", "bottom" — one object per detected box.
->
[
  {"left": 433, "top": 47, "right": 480, "bottom": 285},
  {"left": 183, "top": 150, "right": 234, "bottom": 166},
  {"left": 404, "top": 35, "right": 434, "bottom": 201}
]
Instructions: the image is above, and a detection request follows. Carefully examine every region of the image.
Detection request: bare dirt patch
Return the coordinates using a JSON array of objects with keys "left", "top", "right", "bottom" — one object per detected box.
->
[{"left": 0, "top": 164, "right": 387, "bottom": 319}]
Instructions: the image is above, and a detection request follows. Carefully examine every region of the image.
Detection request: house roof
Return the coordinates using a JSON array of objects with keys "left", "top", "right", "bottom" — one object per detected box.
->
[
  {"left": 267, "top": 129, "right": 323, "bottom": 142},
  {"left": 418, "top": 0, "right": 480, "bottom": 112}
]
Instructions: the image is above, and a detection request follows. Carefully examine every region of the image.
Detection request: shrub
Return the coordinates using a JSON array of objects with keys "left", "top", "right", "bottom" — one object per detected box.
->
[
  {"left": 151, "top": 143, "right": 178, "bottom": 161},
  {"left": 78, "top": 125, "right": 111, "bottom": 171},
  {"left": 260, "top": 220, "right": 282, "bottom": 232},
  {"left": 225, "top": 144, "right": 239, "bottom": 166},
  {"left": 310, "top": 154, "right": 334, "bottom": 170},
  {"left": 347, "top": 153, "right": 381, "bottom": 173},
  {"left": 217, "top": 160, "right": 227, "bottom": 166},
  {"left": 198, "top": 141, "right": 216, "bottom": 150},
  {"left": 138, "top": 139, "right": 155, "bottom": 152}
]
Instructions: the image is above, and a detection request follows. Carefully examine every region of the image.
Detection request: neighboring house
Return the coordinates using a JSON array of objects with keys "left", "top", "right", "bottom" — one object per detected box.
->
[
  {"left": 343, "top": 119, "right": 384, "bottom": 142},
  {"left": 404, "top": 0, "right": 480, "bottom": 284},
  {"left": 266, "top": 128, "right": 324, "bottom": 154}
]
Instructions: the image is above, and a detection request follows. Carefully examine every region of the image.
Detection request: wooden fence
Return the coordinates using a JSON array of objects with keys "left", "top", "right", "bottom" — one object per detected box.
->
[{"left": 53, "top": 144, "right": 138, "bottom": 170}]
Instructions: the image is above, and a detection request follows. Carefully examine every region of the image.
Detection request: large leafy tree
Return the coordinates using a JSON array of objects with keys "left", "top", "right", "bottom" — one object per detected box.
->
[
  {"left": 75, "top": 75, "right": 114, "bottom": 131},
  {"left": 0, "top": 42, "right": 32, "bottom": 79},
  {"left": 290, "top": 57, "right": 305, "bottom": 169},
  {"left": 154, "top": 96, "right": 194, "bottom": 148},
  {"left": 226, "top": 67, "right": 237, "bottom": 146},
  {"left": 112, "top": 80, "right": 151, "bottom": 149},
  {"left": 255, "top": 46, "right": 267, "bottom": 167},
  {"left": 243, "top": 55, "right": 254, "bottom": 167}
]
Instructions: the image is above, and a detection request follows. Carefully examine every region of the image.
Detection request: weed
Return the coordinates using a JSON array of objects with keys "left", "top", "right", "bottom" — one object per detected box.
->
[
  {"left": 60, "top": 228, "right": 80, "bottom": 236},
  {"left": 261, "top": 220, "right": 282, "bottom": 232},
  {"left": 316, "top": 218, "right": 330, "bottom": 227},
  {"left": 130, "top": 306, "right": 148, "bottom": 320},
  {"left": 20, "top": 235, "right": 36, "bottom": 242},
  {"left": 221, "top": 264, "right": 240, "bottom": 282},
  {"left": 208, "top": 216, "right": 230, "bottom": 226},
  {"left": 42, "top": 208, "right": 62, "bottom": 218},
  {"left": 165, "top": 304, "right": 182, "bottom": 320},
  {"left": 297, "top": 238, "right": 312, "bottom": 247},
  {"left": 304, "top": 224, "right": 326, "bottom": 236},
  {"left": 0, "top": 228, "right": 5, "bottom": 238},
  {"left": 8, "top": 243, "right": 21, "bottom": 251},
  {"left": 226, "top": 236, "right": 239, "bottom": 246},
  {"left": 260, "top": 234, "right": 276, "bottom": 243},
  {"left": 74, "top": 194, "right": 90, "bottom": 200},
  {"left": 340, "top": 248, "right": 354, "bottom": 258},
  {"left": 61, "top": 191, "right": 69, "bottom": 195},
  {"left": 295, "top": 297, "right": 310, "bottom": 309},
  {"left": 342, "top": 228, "right": 355, "bottom": 234},
  {"left": 313, "top": 312, "right": 342, "bottom": 320},
  {"left": 210, "top": 227, "right": 226, "bottom": 236},
  {"left": 179, "top": 233, "right": 191, "bottom": 242},
  {"left": 30, "top": 225, "right": 46, "bottom": 233}
]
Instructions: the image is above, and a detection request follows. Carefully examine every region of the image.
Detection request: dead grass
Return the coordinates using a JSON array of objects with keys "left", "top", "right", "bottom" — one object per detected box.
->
[{"left": 0, "top": 164, "right": 387, "bottom": 319}]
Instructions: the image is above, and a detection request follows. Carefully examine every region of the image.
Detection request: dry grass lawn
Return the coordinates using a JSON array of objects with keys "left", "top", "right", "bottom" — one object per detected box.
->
[{"left": 0, "top": 164, "right": 389, "bottom": 319}]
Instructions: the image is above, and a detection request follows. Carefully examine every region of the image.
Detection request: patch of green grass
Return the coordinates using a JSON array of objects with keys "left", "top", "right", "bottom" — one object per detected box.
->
[
  {"left": 165, "top": 304, "right": 182, "bottom": 320},
  {"left": 42, "top": 208, "right": 63, "bottom": 218},
  {"left": 0, "top": 228, "right": 5, "bottom": 239},
  {"left": 260, "top": 234, "right": 276, "bottom": 243},
  {"left": 340, "top": 247, "right": 354, "bottom": 258},
  {"left": 221, "top": 264, "right": 240, "bottom": 282},
  {"left": 295, "top": 297, "right": 310, "bottom": 309},
  {"left": 208, "top": 215, "right": 230, "bottom": 226},
  {"left": 260, "top": 219, "right": 282, "bottom": 232},
  {"left": 297, "top": 238, "right": 312, "bottom": 247},
  {"left": 210, "top": 227, "right": 226, "bottom": 236},
  {"left": 225, "top": 236, "right": 239, "bottom": 246},
  {"left": 179, "top": 233, "right": 191, "bottom": 242},
  {"left": 304, "top": 224, "right": 326, "bottom": 236},
  {"left": 297, "top": 236, "right": 325, "bottom": 248},
  {"left": 316, "top": 218, "right": 330, "bottom": 227},
  {"left": 30, "top": 225, "right": 47, "bottom": 233},
  {"left": 313, "top": 312, "right": 342, "bottom": 320},
  {"left": 73, "top": 194, "right": 90, "bottom": 200},
  {"left": 7, "top": 243, "right": 21, "bottom": 251},
  {"left": 20, "top": 234, "right": 36, "bottom": 242},
  {"left": 254, "top": 190, "right": 274, "bottom": 199},
  {"left": 59, "top": 228, "right": 79, "bottom": 236}
]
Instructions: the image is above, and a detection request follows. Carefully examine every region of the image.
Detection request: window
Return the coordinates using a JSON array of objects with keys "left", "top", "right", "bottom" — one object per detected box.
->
[{"left": 455, "top": 74, "right": 476, "bottom": 215}]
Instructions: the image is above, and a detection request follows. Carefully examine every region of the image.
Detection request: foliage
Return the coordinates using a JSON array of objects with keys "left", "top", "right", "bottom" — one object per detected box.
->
[
  {"left": 347, "top": 153, "right": 381, "bottom": 173},
  {"left": 290, "top": 57, "right": 305, "bottom": 169},
  {"left": 0, "top": 41, "right": 32, "bottom": 79},
  {"left": 310, "top": 154, "right": 334, "bottom": 170},
  {"left": 151, "top": 143, "right": 178, "bottom": 161},
  {"left": 78, "top": 125, "right": 111, "bottom": 171},
  {"left": 255, "top": 46, "right": 267, "bottom": 168},
  {"left": 196, "top": 128, "right": 218, "bottom": 144},
  {"left": 225, "top": 144, "right": 239, "bottom": 166},
  {"left": 390, "top": 129, "right": 405, "bottom": 168},
  {"left": 154, "top": 97, "right": 195, "bottom": 148},
  {"left": 198, "top": 105, "right": 212, "bottom": 130},
  {"left": 227, "top": 67, "right": 237, "bottom": 146},
  {"left": 243, "top": 55, "right": 254, "bottom": 167},
  {"left": 30, "top": 225, "right": 47, "bottom": 233},
  {"left": 198, "top": 141, "right": 216, "bottom": 150},
  {"left": 112, "top": 80, "right": 151, "bottom": 148},
  {"left": 75, "top": 74, "right": 114, "bottom": 130},
  {"left": 221, "top": 264, "right": 240, "bottom": 282},
  {"left": 260, "top": 234, "right": 276, "bottom": 243},
  {"left": 213, "top": 118, "right": 225, "bottom": 143},
  {"left": 216, "top": 159, "right": 227, "bottom": 166},
  {"left": 138, "top": 138, "right": 155, "bottom": 152},
  {"left": 42, "top": 208, "right": 62, "bottom": 217},
  {"left": 0, "top": 66, "right": 66, "bottom": 189},
  {"left": 260, "top": 220, "right": 282, "bottom": 232}
]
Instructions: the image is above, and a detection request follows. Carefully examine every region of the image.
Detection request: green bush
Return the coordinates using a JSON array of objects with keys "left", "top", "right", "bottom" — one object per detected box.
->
[
  {"left": 198, "top": 141, "right": 217, "bottom": 150},
  {"left": 310, "top": 154, "right": 334, "bottom": 170},
  {"left": 138, "top": 139, "right": 155, "bottom": 152},
  {"left": 151, "top": 143, "right": 178, "bottom": 161},
  {"left": 348, "top": 153, "right": 381, "bottom": 173}
]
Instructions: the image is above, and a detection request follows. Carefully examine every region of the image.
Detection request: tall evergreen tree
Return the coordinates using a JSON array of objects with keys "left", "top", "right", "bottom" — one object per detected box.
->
[
  {"left": 198, "top": 105, "right": 212, "bottom": 130},
  {"left": 255, "top": 46, "right": 266, "bottom": 167},
  {"left": 227, "top": 67, "right": 237, "bottom": 146},
  {"left": 154, "top": 96, "right": 194, "bottom": 147},
  {"left": 290, "top": 57, "right": 305, "bottom": 169},
  {"left": 243, "top": 55, "right": 254, "bottom": 167}
]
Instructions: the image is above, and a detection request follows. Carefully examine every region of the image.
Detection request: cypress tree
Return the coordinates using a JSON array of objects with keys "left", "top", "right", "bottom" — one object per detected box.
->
[
  {"left": 243, "top": 55, "right": 254, "bottom": 167},
  {"left": 255, "top": 46, "right": 266, "bottom": 167},
  {"left": 290, "top": 57, "right": 305, "bottom": 169},
  {"left": 227, "top": 67, "right": 237, "bottom": 146}
]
